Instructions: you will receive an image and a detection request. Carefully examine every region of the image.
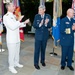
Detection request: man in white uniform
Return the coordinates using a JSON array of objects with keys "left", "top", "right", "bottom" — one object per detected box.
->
[{"left": 3, "top": 2, "right": 29, "bottom": 74}]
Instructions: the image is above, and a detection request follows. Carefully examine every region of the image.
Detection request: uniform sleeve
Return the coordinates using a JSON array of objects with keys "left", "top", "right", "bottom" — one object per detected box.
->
[
  {"left": 3, "top": 16, "right": 25, "bottom": 30},
  {"left": 19, "top": 22, "right": 26, "bottom": 28},
  {"left": 60, "top": 19, "right": 66, "bottom": 34},
  {"left": 33, "top": 15, "right": 41, "bottom": 29}
]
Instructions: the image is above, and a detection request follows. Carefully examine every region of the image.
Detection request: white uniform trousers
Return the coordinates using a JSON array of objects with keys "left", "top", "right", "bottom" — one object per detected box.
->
[
  {"left": 74, "top": 33, "right": 75, "bottom": 51},
  {"left": 7, "top": 42, "right": 20, "bottom": 68}
]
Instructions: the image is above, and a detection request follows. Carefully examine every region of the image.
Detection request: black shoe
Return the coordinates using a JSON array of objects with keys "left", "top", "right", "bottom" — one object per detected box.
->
[
  {"left": 61, "top": 66, "right": 65, "bottom": 70},
  {"left": 67, "top": 66, "right": 74, "bottom": 71},
  {"left": 34, "top": 65, "right": 40, "bottom": 70},
  {"left": 72, "top": 60, "right": 74, "bottom": 63},
  {"left": 41, "top": 62, "right": 46, "bottom": 66}
]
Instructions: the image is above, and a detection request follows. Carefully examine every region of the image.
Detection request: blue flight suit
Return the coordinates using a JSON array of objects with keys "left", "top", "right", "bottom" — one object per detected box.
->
[
  {"left": 33, "top": 14, "right": 51, "bottom": 65},
  {"left": 60, "top": 16, "right": 74, "bottom": 67}
]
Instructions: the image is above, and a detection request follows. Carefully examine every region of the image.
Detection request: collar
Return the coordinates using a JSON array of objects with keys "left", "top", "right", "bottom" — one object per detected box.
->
[
  {"left": 67, "top": 16, "right": 71, "bottom": 21},
  {"left": 38, "top": 13, "right": 45, "bottom": 17},
  {"left": 7, "top": 11, "right": 14, "bottom": 16},
  {"left": 41, "top": 14, "right": 45, "bottom": 19}
]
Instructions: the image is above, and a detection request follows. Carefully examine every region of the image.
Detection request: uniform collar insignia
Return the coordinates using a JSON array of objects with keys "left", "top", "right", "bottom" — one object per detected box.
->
[{"left": 6, "top": 14, "right": 9, "bottom": 16}]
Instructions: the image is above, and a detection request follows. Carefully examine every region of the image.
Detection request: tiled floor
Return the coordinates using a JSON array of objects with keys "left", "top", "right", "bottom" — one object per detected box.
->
[{"left": 0, "top": 34, "right": 75, "bottom": 75}]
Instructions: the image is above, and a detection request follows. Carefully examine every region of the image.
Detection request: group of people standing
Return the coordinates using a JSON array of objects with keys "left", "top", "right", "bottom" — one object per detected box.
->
[
  {"left": 33, "top": 5, "right": 75, "bottom": 72},
  {"left": 0, "top": 2, "right": 75, "bottom": 74}
]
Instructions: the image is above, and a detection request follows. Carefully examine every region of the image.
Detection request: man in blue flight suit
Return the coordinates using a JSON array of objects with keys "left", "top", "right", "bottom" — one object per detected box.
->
[
  {"left": 33, "top": 5, "right": 51, "bottom": 70},
  {"left": 60, "top": 8, "right": 75, "bottom": 71}
]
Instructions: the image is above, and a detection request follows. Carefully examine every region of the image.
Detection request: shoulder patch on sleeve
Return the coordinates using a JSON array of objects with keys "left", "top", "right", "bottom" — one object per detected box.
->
[{"left": 6, "top": 14, "right": 9, "bottom": 16}]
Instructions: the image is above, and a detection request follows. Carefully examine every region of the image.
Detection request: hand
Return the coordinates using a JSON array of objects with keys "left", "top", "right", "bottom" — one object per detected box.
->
[
  {"left": 24, "top": 19, "right": 30, "bottom": 24},
  {"left": 0, "top": 18, "right": 2, "bottom": 22},
  {"left": 45, "top": 19, "right": 49, "bottom": 25},
  {"left": 72, "top": 25, "right": 75, "bottom": 30},
  {"left": 18, "top": 15, "right": 24, "bottom": 21},
  {"left": 40, "top": 19, "right": 44, "bottom": 25}
]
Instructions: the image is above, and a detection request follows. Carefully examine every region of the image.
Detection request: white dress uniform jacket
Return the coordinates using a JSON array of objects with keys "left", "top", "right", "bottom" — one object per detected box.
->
[{"left": 3, "top": 12, "right": 26, "bottom": 43}]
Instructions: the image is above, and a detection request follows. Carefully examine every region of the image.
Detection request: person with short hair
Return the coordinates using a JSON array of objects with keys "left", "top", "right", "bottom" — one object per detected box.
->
[
  {"left": 33, "top": 5, "right": 51, "bottom": 70},
  {"left": 60, "top": 8, "right": 75, "bottom": 71},
  {"left": 3, "top": 2, "right": 29, "bottom": 74}
]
